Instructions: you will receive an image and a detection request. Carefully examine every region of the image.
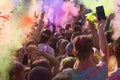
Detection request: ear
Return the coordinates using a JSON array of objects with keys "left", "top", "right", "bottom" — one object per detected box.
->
[{"left": 72, "top": 48, "right": 77, "bottom": 57}]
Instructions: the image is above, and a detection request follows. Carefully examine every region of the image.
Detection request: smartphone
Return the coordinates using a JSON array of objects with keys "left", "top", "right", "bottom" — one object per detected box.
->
[{"left": 96, "top": 6, "right": 106, "bottom": 21}]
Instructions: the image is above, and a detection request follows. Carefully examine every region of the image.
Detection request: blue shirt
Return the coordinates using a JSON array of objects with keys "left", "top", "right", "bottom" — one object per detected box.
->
[
  {"left": 108, "top": 68, "right": 120, "bottom": 80},
  {"left": 71, "top": 62, "right": 107, "bottom": 80}
]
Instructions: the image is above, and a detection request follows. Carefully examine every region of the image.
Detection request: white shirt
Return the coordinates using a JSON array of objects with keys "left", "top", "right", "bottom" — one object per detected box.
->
[{"left": 38, "top": 43, "right": 55, "bottom": 57}]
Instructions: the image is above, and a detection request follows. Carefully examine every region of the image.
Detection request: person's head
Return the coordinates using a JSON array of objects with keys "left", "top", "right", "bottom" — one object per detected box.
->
[
  {"left": 25, "top": 40, "right": 37, "bottom": 47},
  {"left": 74, "top": 25, "right": 82, "bottom": 32},
  {"left": 59, "top": 57, "right": 76, "bottom": 71},
  {"left": 39, "top": 28, "right": 52, "bottom": 43},
  {"left": 18, "top": 47, "right": 29, "bottom": 66},
  {"left": 64, "top": 24, "right": 71, "bottom": 30},
  {"left": 52, "top": 72, "right": 71, "bottom": 80},
  {"left": 27, "top": 45, "right": 39, "bottom": 63},
  {"left": 31, "top": 59, "right": 51, "bottom": 71},
  {"left": 57, "top": 39, "right": 69, "bottom": 55},
  {"left": 49, "top": 33, "right": 63, "bottom": 52},
  {"left": 9, "top": 61, "right": 25, "bottom": 80},
  {"left": 54, "top": 33, "right": 63, "bottom": 40},
  {"left": 71, "top": 31, "right": 81, "bottom": 41},
  {"left": 72, "top": 35, "right": 94, "bottom": 61},
  {"left": 27, "top": 66, "right": 52, "bottom": 80},
  {"left": 65, "top": 42, "right": 74, "bottom": 57}
]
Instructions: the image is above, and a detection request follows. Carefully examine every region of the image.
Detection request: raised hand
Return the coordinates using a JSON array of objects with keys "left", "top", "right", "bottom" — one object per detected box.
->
[
  {"left": 108, "top": 13, "right": 115, "bottom": 20},
  {"left": 98, "top": 20, "right": 106, "bottom": 30},
  {"left": 98, "top": 20, "right": 109, "bottom": 62}
]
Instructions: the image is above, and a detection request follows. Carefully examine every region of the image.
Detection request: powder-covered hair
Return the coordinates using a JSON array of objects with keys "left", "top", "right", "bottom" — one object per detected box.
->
[{"left": 72, "top": 35, "right": 94, "bottom": 60}]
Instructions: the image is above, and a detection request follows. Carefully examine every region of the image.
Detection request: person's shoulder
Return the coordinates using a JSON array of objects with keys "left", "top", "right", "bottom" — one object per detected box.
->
[
  {"left": 94, "top": 62, "right": 108, "bottom": 80},
  {"left": 63, "top": 68, "right": 74, "bottom": 71},
  {"left": 108, "top": 68, "right": 120, "bottom": 80},
  {"left": 62, "top": 68, "right": 74, "bottom": 75},
  {"left": 47, "top": 45, "right": 55, "bottom": 51},
  {"left": 97, "top": 61, "right": 107, "bottom": 69},
  {"left": 38, "top": 43, "right": 45, "bottom": 50},
  {"left": 52, "top": 69, "right": 73, "bottom": 80},
  {"left": 38, "top": 43, "right": 45, "bottom": 48},
  {"left": 38, "top": 43, "right": 44, "bottom": 46},
  {"left": 46, "top": 45, "right": 55, "bottom": 56},
  {"left": 95, "top": 61, "right": 108, "bottom": 77},
  {"left": 72, "top": 66, "right": 107, "bottom": 80}
]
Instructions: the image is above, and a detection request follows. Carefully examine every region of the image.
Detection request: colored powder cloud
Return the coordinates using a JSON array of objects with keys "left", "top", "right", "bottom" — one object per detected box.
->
[
  {"left": 0, "top": 17, "right": 23, "bottom": 80},
  {"left": 0, "top": 0, "right": 34, "bottom": 79},
  {"left": 37, "top": 0, "right": 80, "bottom": 27},
  {"left": 80, "top": 0, "right": 115, "bottom": 16}
]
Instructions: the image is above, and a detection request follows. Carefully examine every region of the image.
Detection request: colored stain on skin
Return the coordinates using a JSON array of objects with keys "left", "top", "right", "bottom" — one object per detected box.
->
[
  {"left": 21, "top": 14, "right": 33, "bottom": 26},
  {"left": 0, "top": 15, "right": 10, "bottom": 20}
]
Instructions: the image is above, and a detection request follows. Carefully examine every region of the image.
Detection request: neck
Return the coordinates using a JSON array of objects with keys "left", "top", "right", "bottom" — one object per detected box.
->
[{"left": 73, "top": 59, "right": 93, "bottom": 72}]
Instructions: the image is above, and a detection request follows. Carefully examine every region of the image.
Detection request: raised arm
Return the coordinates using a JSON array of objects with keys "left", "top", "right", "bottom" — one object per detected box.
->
[
  {"left": 89, "top": 21, "right": 100, "bottom": 50},
  {"left": 37, "top": 12, "right": 45, "bottom": 32},
  {"left": 37, "top": 50, "right": 60, "bottom": 75},
  {"left": 32, "top": 12, "right": 45, "bottom": 44},
  {"left": 98, "top": 20, "right": 109, "bottom": 62}
]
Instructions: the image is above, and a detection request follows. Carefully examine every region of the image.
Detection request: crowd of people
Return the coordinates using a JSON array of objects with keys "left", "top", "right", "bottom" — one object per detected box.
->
[{"left": 7, "top": 0, "right": 120, "bottom": 80}]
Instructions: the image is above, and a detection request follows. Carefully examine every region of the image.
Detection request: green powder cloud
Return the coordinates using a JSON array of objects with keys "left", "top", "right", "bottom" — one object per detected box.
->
[{"left": 0, "top": 18, "right": 23, "bottom": 80}]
